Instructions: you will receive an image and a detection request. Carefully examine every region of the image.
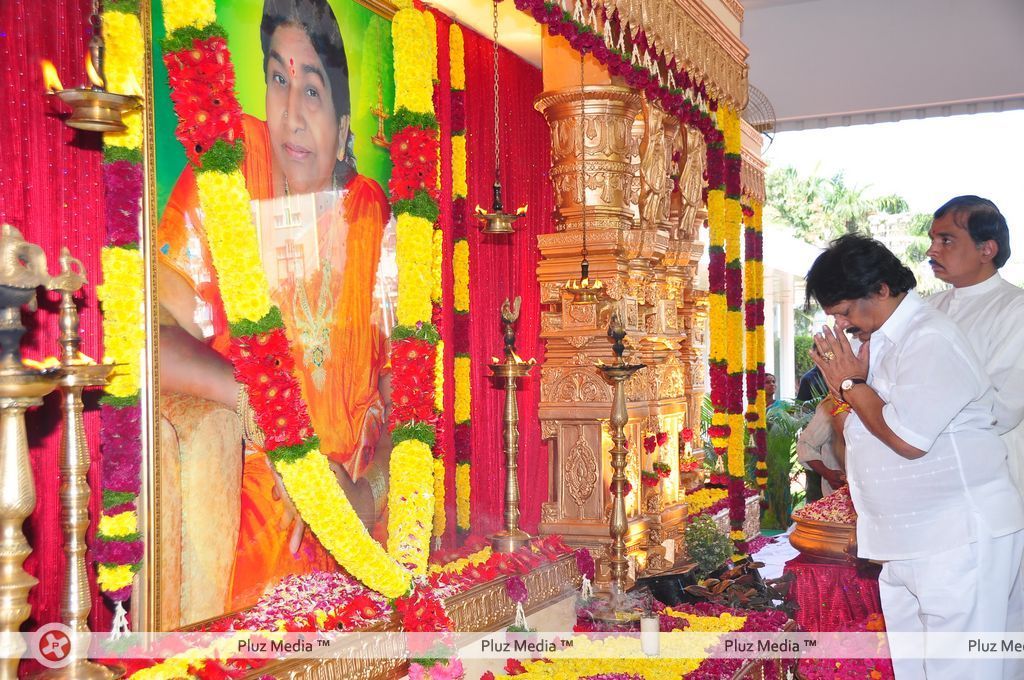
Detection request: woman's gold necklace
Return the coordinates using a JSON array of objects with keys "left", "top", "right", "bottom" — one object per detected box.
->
[{"left": 287, "top": 176, "right": 338, "bottom": 390}]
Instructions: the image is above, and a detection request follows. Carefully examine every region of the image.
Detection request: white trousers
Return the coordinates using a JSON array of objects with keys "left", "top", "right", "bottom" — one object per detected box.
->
[{"left": 878, "top": 526, "right": 1024, "bottom": 680}]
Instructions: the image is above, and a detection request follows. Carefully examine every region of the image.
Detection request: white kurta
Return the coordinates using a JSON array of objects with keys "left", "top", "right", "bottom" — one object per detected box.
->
[
  {"left": 844, "top": 291, "right": 1024, "bottom": 679},
  {"left": 844, "top": 291, "right": 1024, "bottom": 560},
  {"left": 930, "top": 273, "right": 1024, "bottom": 496}
]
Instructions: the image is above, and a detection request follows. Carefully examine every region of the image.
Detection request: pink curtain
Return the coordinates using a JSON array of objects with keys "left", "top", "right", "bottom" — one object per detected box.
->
[
  {"left": 463, "top": 29, "right": 554, "bottom": 537},
  {"left": 0, "top": 0, "right": 111, "bottom": 644}
]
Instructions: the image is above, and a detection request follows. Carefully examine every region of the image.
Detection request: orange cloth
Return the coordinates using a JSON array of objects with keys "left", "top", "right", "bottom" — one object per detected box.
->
[{"left": 159, "top": 114, "right": 389, "bottom": 609}]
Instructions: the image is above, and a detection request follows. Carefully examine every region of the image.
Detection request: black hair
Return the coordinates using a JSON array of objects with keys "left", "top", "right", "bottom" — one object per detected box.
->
[
  {"left": 805, "top": 233, "right": 916, "bottom": 308},
  {"left": 933, "top": 195, "right": 1010, "bottom": 268},
  {"left": 261, "top": 0, "right": 350, "bottom": 122}
]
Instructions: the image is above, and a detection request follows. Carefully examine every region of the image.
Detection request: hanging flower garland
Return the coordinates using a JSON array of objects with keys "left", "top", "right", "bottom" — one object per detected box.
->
[
  {"left": 390, "top": 4, "right": 443, "bottom": 559},
  {"left": 159, "top": 0, "right": 422, "bottom": 597},
  {"left": 94, "top": 0, "right": 145, "bottom": 633},
  {"left": 744, "top": 200, "right": 767, "bottom": 493},
  {"left": 720, "top": 105, "right": 746, "bottom": 554},
  {"left": 449, "top": 22, "right": 473, "bottom": 535}
]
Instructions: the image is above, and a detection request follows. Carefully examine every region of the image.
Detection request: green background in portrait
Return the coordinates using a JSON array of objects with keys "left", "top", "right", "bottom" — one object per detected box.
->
[{"left": 152, "top": 0, "right": 395, "bottom": 216}]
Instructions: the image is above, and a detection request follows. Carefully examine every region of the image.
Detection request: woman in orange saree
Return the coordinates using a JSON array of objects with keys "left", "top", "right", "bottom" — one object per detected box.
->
[{"left": 157, "top": 0, "right": 391, "bottom": 610}]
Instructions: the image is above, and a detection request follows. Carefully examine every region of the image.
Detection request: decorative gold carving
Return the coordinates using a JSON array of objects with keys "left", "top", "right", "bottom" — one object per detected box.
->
[
  {"left": 638, "top": 101, "right": 672, "bottom": 234},
  {"left": 566, "top": 431, "right": 599, "bottom": 516},
  {"left": 543, "top": 367, "right": 611, "bottom": 404},
  {"left": 541, "top": 502, "right": 560, "bottom": 524},
  {"left": 721, "top": 0, "right": 744, "bottom": 23},
  {"left": 564, "top": 301, "right": 598, "bottom": 329},
  {"left": 247, "top": 556, "right": 581, "bottom": 680},
  {"left": 540, "top": 312, "right": 562, "bottom": 334},
  {"left": 741, "top": 151, "right": 767, "bottom": 203},
  {"left": 536, "top": 87, "right": 643, "bottom": 235},
  {"left": 564, "top": 0, "right": 749, "bottom": 107},
  {"left": 566, "top": 335, "right": 593, "bottom": 349},
  {"left": 541, "top": 420, "right": 558, "bottom": 441}
]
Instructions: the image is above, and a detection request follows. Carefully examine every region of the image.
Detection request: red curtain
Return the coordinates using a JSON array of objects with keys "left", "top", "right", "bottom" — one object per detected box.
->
[
  {"left": 0, "top": 0, "right": 111, "bottom": 642},
  {"left": 462, "top": 28, "right": 554, "bottom": 537}
]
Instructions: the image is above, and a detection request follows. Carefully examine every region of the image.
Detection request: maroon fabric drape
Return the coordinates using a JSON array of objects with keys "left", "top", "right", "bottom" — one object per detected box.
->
[
  {"left": 784, "top": 554, "right": 883, "bottom": 632},
  {"left": 462, "top": 29, "right": 554, "bottom": 537},
  {"left": 0, "top": 0, "right": 111, "bottom": 643}
]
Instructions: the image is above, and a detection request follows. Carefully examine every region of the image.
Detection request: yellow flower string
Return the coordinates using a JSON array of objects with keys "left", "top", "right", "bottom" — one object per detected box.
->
[
  {"left": 387, "top": 439, "right": 435, "bottom": 574},
  {"left": 96, "top": 247, "right": 145, "bottom": 397},
  {"left": 393, "top": 10, "right": 433, "bottom": 114},
  {"left": 453, "top": 238, "right": 470, "bottom": 312},
  {"left": 97, "top": 3, "right": 145, "bottom": 617},
  {"left": 454, "top": 355, "right": 471, "bottom": 424},
  {"left": 450, "top": 23, "right": 471, "bottom": 533},
  {"left": 279, "top": 450, "right": 412, "bottom": 596},
  {"left": 456, "top": 462, "right": 471, "bottom": 531},
  {"left": 396, "top": 213, "right": 434, "bottom": 325}
]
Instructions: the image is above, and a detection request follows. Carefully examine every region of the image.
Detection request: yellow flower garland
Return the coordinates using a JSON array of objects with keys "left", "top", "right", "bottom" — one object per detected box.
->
[
  {"left": 453, "top": 238, "right": 469, "bottom": 313},
  {"left": 396, "top": 213, "right": 434, "bottom": 325},
  {"left": 496, "top": 610, "right": 748, "bottom": 680},
  {"left": 685, "top": 488, "right": 727, "bottom": 516},
  {"left": 101, "top": 11, "right": 143, "bottom": 150},
  {"left": 97, "top": 564, "right": 135, "bottom": 593},
  {"left": 162, "top": 0, "right": 214, "bottom": 33},
  {"left": 449, "top": 23, "right": 465, "bottom": 90},
  {"left": 387, "top": 439, "right": 435, "bottom": 575},
  {"left": 454, "top": 355, "right": 471, "bottom": 424},
  {"left": 456, "top": 462, "right": 471, "bottom": 530},
  {"left": 393, "top": 10, "right": 433, "bottom": 114},
  {"left": 278, "top": 450, "right": 412, "bottom": 596},
  {"left": 423, "top": 11, "right": 438, "bottom": 83},
  {"left": 429, "top": 544, "right": 490, "bottom": 576},
  {"left": 195, "top": 171, "right": 274, "bottom": 325},
  {"left": 98, "top": 511, "right": 137, "bottom": 538},
  {"left": 96, "top": 247, "right": 145, "bottom": 397},
  {"left": 451, "top": 135, "right": 467, "bottom": 198}
]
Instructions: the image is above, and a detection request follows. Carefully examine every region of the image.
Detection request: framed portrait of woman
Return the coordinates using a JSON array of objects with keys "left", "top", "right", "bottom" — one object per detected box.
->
[{"left": 145, "top": 0, "right": 398, "bottom": 630}]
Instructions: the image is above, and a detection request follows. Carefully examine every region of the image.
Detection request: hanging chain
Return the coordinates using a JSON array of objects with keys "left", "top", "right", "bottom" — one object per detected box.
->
[
  {"left": 492, "top": 0, "right": 501, "bottom": 181},
  {"left": 579, "top": 52, "right": 588, "bottom": 263}
]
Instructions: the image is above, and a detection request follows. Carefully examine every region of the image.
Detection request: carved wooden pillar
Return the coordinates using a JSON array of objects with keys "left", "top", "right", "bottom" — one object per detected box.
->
[{"left": 534, "top": 85, "right": 694, "bottom": 577}]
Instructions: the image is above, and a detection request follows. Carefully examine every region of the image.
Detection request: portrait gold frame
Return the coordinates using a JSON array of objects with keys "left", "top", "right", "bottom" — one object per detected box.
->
[{"left": 135, "top": 0, "right": 398, "bottom": 633}]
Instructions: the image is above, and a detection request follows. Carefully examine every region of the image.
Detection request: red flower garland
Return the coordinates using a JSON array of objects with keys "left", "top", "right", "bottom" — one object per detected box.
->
[{"left": 164, "top": 36, "right": 243, "bottom": 165}]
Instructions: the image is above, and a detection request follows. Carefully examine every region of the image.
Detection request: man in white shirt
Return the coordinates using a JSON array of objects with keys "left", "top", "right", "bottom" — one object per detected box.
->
[
  {"left": 926, "top": 196, "right": 1024, "bottom": 496},
  {"left": 806, "top": 234, "right": 1024, "bottom": 679}
]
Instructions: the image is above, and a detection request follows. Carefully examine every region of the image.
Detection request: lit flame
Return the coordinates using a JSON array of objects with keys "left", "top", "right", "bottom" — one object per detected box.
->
[
  {"left": 515, "top": 205, "right": 528, "bottom": 216},
  {"left": 41, "top": 60, "right": 64, "bottom": 92},
  {"left": 123, "top": 70, "right": 143, "bottom": 97},
  {"left": 473, "top": 204, "right": 486, "bottom": 216},
  {"left": 85, "top": 53, "right": 104, "bottom": 88}
]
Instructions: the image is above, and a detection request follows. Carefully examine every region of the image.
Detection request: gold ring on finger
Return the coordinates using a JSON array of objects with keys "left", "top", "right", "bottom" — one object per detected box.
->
[{"left": 824, "top": 351, "right": 836, "bottom": 362}]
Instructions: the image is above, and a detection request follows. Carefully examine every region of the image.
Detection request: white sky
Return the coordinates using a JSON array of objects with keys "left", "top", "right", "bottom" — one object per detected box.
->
[{"left": 762, "top": 109, "right": 1024, "bottom": 284}]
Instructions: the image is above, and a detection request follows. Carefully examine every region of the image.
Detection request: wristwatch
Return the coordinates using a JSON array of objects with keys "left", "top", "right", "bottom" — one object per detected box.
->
[{"left": 840, "top": 377, "right": 867, "bottom": 400}]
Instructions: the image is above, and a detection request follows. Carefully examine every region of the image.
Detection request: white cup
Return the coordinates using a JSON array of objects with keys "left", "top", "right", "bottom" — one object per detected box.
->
[{"left": 640, "top": 616, "right": 660, "bottom": 656}]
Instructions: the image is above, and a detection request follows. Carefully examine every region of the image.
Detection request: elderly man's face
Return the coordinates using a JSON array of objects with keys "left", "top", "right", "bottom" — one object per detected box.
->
[
  {"left": 822, "top": 297, "right": 877, "bottom": 342},
  {"left": 926, "top": 212, "right": 996, "bottom": 287},
  {"left": 265, "top": 25, "right": 348, "bottom": 195}
]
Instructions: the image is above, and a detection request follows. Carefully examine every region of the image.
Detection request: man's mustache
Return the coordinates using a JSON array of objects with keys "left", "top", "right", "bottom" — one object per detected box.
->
[
  {"left": 929, "top": 259, "right": 943, "bottom": 269},
  {"left": 846, "top": 327, "right": 863, "bottom": 336}
]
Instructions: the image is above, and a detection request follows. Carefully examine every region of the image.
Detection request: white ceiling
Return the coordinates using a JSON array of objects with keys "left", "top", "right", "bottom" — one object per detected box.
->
[
  {"left": 426, "top": 0, "right": 542, "bottom": 66},
  {"left": 743, "top": 0, "right": 1024, "bottom": 131}
]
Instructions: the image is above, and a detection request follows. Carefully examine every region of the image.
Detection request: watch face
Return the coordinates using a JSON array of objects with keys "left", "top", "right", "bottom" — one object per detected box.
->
[{"left": 841, "top": 379, "right": 853, "bottom": 391}]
